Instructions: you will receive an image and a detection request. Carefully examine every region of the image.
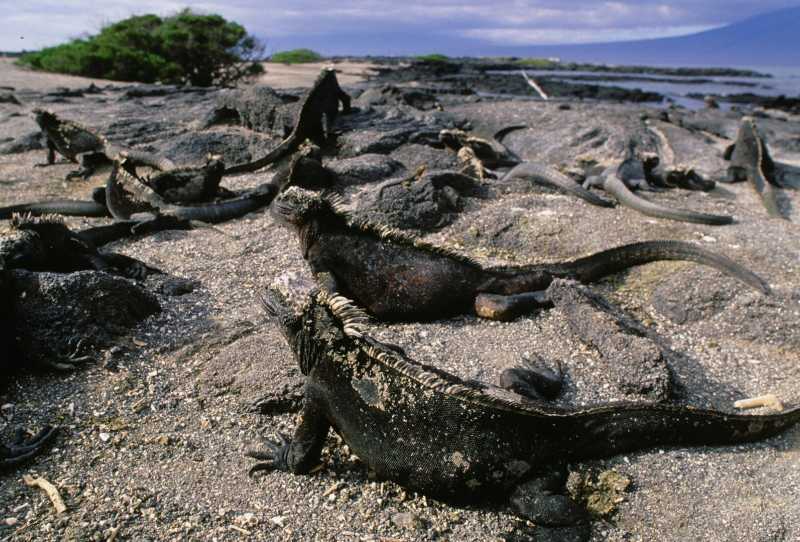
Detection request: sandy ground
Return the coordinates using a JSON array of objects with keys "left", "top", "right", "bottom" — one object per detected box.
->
[
  {"left": 0, "top": 58, "right": 376, "bottom": 92},
  {"left": 0, "top": 58, "right": 799, "bottom": 542},
  {"left": 257, "top": 61, "right": 377, "bottom": 88}
]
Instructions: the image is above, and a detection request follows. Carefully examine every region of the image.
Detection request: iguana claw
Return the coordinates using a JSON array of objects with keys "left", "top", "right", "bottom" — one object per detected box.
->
[{"left": 246, "top": 434, "right": 291, "bottom": 476}]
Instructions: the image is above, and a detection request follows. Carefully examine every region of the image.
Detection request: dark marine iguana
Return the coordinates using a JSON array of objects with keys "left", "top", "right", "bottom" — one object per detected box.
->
[
  {"left": 583, "top": 141, "right": 734, "bottom": 225},
  {"left": 501, "top": 162, "right": 615, "bottom": 208},
  {"left": 724, "top": 116, "right": 785, "bottom": 219},
  {"left": 224, "top": 69, "right": 352, "bottom": 175},
  {"left": 247, "top": 274, "right": 800, "bottom": 540},
  {"left": 0, "top": 214, "right": 160, "bottom": 279},
  {"left": 0, "top": 258, "right": 58, "bottom": 468},
  {"left": 270, "top": 186, "right": 768, "bottom": 322},
  {"left": 32, "top": 108, "right": 175, "bottom": 180}
]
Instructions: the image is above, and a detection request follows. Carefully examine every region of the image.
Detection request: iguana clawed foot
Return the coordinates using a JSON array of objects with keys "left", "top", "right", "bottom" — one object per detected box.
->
[
  {"left": 246, "top": 434, "right": 291, "bottom": 476},
  {"left": 511, "top": 472, "right": 587, "bottom": 526},
  {"left": 0, "top": 426, "right": 58, "bottom": 468},
  {"left": 474, "top": 291, "right": 552, "bottom": 321},
  {"left": 500, "top": 357, "right": 563, "bottom": 401}
]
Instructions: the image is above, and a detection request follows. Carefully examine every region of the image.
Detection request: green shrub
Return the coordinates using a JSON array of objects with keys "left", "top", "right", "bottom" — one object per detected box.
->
[
  {"left": 269, "top": 49, "right": 323, "bottom": 64},
  {"left": 17, "top": 10, "right": 264, "bottom": 86},
  {"left": 514, "top": 58, "right": 558, "bottom": 69},
  {"left": 414, "top": 54, "right": 450, "bottom": 63}
]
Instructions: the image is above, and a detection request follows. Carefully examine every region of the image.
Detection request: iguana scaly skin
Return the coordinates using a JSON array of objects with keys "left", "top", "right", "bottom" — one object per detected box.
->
[
  {"left": 247, "top": 274, "right": 800, "bottom": 539},
  {"left": 32, "top": 109, "right": 175, "bottom": 180},
  {"left": 270, "top": 186, "right": 768, "bottom": 321},
  {"left": 0, "top": 214, "right": 160, "bottom": 279},
  {"left": 726, "top": 117, "right": 784, "bottom": 219},
  {"left": 224, "top": 69, "right": 352, "bottom": 175}
]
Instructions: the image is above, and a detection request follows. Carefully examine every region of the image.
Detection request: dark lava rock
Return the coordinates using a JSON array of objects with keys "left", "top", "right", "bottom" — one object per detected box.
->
[
  {"left": 0, "top": 92, "right": 21, "bottom": 105},
  {"left": 159, "top": 277, "right": 198, "bottom": 297},
  {"left": 325, "top": 153, "right": 406, "bottom": 186},
  {"left": 355, "top": 85, "right": 440, "bottom": 110},
  {"left": 212, "top": 85, "right": 299, "bottom": 135},
  {"left": 0, "top": 131, "right": 44, "bottom": 155},
  {"left": 548, "top": 279, "right": 672, "bottom": 401},
  {"left": 159, "top": 130, "right": 279, "bottom": 166},
  {"left": 121, "top": 85, "right": 209, "bottom": 99},
  {"left": 104, "top": 118, "right": 183, "bottom": 147},
  {"left": 10, "top": 270, "right": 160, "bottom": 364},
  {"left": 651, "top": 268, "right": 737, "bottom": 325},
  {"left": 357, "top": 170, "right": 484, "bottom": 231},
  {"left": 390, "top": 143, "right": 460, "bottom": 171}
]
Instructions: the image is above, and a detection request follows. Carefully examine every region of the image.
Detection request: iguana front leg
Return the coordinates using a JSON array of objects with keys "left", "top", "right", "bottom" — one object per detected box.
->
[
  {"left": 0, "top": 426, "right": 58, "bottom": 468},
  {"left": 246, "top": 397, "right": 331, "bottom": 476},
  {"left": 34, "top": 141, "right": 58, "bottom": 167}
]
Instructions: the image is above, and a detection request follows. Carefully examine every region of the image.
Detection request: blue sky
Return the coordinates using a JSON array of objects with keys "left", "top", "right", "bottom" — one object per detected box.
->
[{"left": 1, "top": 1, "right": 797, "bottom": 53}]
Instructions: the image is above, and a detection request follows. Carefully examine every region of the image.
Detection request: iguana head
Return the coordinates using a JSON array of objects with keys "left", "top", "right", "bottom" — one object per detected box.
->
[
  {"left": 32, "top": 108, "right": 58, "bottom": 130},
  {"left": 270, "top": 186, "right": 333, "bottom": 227},
  {"left": 1, "top": 214, "right": 68, "bottom": 269},
  {"left": 263, "top": 271, "right": 369, "bottom": 375}
]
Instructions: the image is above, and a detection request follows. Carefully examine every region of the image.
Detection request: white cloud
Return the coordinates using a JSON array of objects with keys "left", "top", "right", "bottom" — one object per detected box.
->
[{"left": 0, "top": 0, "right": 794, "bottom": 51}]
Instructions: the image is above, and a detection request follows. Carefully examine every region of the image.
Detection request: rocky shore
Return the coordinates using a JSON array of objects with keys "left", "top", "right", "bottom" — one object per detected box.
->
[{"left": 0, "top": 58, "right": 798, "bottom": 541}]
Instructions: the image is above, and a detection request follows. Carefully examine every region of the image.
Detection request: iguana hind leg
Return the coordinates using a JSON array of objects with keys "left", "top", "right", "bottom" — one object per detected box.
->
[
  {"left": 0, "top": 426, "right": 58, "bottom": 468},
  {"left": 511, "top": 466, "right": 587, "bottom": 526},
  {"left": 475, "top": 291, "right": 552, "bottom": 321}
]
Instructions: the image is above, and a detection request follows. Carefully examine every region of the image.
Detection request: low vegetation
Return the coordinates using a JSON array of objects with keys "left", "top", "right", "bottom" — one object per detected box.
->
[
  {"left": 269, "top": 48, "right": 323, "bottom": 64},
  {"left": 17, "top": 9, "right": 264, "bottom": 86},
  {"left": 414, "top": 54, "right": 450, "bottom": 63}
]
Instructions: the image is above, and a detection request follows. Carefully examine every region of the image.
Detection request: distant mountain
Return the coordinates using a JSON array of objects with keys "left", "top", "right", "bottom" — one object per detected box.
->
[
  {"left": 267, "top": 7, "right": 799, "bottom": 68},
  {"left": 507, "top": 6, "right": 800, "bottom": 67}
]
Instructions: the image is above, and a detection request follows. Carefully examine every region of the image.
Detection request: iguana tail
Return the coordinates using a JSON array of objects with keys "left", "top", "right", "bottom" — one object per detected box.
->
[
  {"left": 529, "top": 240, "right": 770, "bottom": 294},
  {"left": 0, "top": 200, "right": 109, "bottom": 219},
  {"left": 602, "top": 175, "right": 734, "bottom": 225},
  {"left": 502, "top": 162, "right": 615, "bottom": 208},
  {"left": 565, "top": 402, "right": 800, "bottom": 460},
  {"left": 224, "top": 136, "right": 299, "bottom": 175}
]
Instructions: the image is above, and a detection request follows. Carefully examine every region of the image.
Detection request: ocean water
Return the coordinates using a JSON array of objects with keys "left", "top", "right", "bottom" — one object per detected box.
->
[{"left": 514, "top": 66, "right": 800, "bottom": 108}]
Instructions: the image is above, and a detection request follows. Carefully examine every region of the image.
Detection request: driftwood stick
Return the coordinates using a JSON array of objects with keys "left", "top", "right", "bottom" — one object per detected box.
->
[
  {"left": 22, "top": 475, "right": 67, "bottom": 514},
  {"left": 520, "top": 70, "right": 549, "bottom": 100}
]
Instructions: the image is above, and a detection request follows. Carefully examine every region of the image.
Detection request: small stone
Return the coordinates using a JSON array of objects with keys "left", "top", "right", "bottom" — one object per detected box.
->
[
  {"left": 270, "top": 516, "right": 286, "bottom": 527},
  {"left": 4, "top": 517, "right": 18, "bottom": 526},
  {"left": 391, "top": 512, "right": 424, "bottom": 531},
  {"left": 156, "top": 435, "right": 170, "bottom": 446},
  {"left": 99, "top": 432, "right": 111, "bottom": 442}
]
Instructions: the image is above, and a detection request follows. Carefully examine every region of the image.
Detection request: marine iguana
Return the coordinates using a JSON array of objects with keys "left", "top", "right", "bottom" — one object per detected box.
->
[
  {"left": 0, "top": 258, "right": 58, "bottom": 468},
  {"left": 118, "top": 153, "right": 231, "bottom": 204},
  {"left": 247, "top": 274, "right": 800, "bottom": 540},
  {"left": 584, "top": 142, "right": 734, "bottom": 226},
  {"left": 0, "top": 214, "right": 160, "bottom": 279},
  {"left": 224, "top": 69, "right": 352, "bottom": 175},
  {"left": 501, "top": 162, "right": 615, "bottom": 208},
  {"left": 32, "top": 108, "right": 175, "bottom": 180},
  {"left": 270, "top": 186, "right": 768, "bottom": 322},
  {"left": 725, "top": 117, "right": 785, "bottom": 219}
]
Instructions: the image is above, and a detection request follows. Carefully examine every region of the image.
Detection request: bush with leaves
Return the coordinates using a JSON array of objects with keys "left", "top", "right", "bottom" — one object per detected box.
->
[
  {"left": 269, "top": 48, "right": 323, "bottom": 64},
  {"left": 18, "top": 10, "right": 264, "bottom": 86}
]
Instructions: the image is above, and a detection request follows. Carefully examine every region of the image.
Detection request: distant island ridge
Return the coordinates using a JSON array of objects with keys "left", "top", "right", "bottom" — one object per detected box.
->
[{"left": 258, "top": 6, "right": 800, "bottom": 68}]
